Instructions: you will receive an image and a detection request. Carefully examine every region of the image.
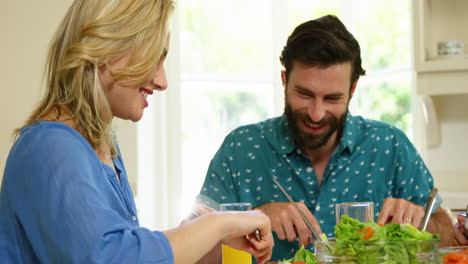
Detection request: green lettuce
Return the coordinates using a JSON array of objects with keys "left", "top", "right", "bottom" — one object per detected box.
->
[
  {"left": 329, "top": 215, "right": 440, "bottom": 264},
  {"left": 284, "top": 245, "right": 318, "bottom": 264}
]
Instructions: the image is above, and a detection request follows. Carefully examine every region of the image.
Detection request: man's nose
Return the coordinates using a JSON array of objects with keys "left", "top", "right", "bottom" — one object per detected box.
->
[{"left": 308, "top": 100, "right": 325, "bottom": 123}]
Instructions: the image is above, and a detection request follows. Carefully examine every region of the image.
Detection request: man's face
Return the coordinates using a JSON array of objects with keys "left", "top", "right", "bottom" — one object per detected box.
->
[{"left": 283, "top": 61, "right": 355, "bottom": 151}]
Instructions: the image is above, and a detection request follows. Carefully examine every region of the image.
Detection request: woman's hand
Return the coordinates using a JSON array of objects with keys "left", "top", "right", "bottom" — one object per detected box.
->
[
  {"left": 221, "top": 210, "right": 274, "bottom": 264},
  {"left": 181, "top": 203, "right": 215, "bottom": 225},
  {"left": 172, "top": 205, "right": 273, "bottom": 264}
]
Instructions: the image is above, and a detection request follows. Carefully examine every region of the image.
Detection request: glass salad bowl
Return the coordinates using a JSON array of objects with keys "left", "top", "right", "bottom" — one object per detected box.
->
[{"left": 315, "top": 238, "right": 439, "bottom": 264}]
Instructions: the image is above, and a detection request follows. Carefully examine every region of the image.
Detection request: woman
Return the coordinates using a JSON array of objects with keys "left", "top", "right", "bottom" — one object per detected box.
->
[{"left": 0, "top": 0, "right": 274, "bottom": 263}]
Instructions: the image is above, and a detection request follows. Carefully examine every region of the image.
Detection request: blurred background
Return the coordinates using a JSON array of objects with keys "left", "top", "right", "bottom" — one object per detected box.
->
[{"left": 2, "top": 0, "right": 466, "bottom": 231}]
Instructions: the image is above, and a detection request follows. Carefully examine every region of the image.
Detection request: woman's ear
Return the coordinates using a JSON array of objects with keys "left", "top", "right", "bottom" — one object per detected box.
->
[
  {"left": 98, "top": 64, "right": 113, "bottom": 92},
  {"left": 98, "top": 63, "right": 107, "bottom": 75}
]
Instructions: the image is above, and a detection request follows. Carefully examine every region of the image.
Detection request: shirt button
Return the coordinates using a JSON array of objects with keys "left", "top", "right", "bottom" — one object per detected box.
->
[{"left": 131, "top": 215, "right": 137, "bottom": 221}]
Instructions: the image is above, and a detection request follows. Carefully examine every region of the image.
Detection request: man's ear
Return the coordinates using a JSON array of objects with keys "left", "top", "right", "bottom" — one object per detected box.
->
[
  {"left": 350, "top": 80, "right": 358, "bottom": 98},
  {"left": 281, "top": 70, "right": 286, "bottom": 87}
]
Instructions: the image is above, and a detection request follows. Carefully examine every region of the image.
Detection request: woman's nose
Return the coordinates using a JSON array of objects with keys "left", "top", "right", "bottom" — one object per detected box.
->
[{"left": 152, "top": 65, "right": 168, "bottom": 91}]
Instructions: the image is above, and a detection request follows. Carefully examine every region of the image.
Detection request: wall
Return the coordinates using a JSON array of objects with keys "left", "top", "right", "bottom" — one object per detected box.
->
[
  {"left": 0, "top": 1, "right": 137, "bottom": 190},
  {"left": 412, "top": 0, "right": 468, "bottom": 210},
  {"left": 426, "top": 95, "right": 468, "bottom": 209}
]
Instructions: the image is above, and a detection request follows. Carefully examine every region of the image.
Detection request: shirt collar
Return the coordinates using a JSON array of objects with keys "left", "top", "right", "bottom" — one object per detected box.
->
[
  {"left": 337, "top": 112, "right": 358, "bottom": 155},
  {"left": 262, "top": 115, "right": 296, "bottom": 155},
  {"left": 266, "top": 112, "right": 358, "bottom": 156}
]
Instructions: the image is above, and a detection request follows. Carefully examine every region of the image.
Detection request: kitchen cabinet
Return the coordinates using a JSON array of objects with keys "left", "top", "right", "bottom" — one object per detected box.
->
[
  {"left": 412, "top": 0, "right": 468, "bottom": 210},
  {"left": 413, "top": 0, "right": 468, "bottom": 93}
]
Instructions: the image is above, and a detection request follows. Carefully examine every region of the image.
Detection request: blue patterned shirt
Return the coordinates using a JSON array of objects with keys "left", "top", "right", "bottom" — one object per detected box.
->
[{"left": 200, "top": 113, "right": 438, "bottom": 262}]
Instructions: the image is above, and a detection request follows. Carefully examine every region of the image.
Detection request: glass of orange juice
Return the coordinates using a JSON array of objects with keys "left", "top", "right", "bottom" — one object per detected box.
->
[{"left": 220, "top": 202, "right": 253, "bottom": 264}]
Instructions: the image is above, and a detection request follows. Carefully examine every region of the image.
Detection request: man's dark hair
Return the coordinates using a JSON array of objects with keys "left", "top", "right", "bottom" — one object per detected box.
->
[{"left": 280, "top": 15, "right": 366, "bottom": 86}]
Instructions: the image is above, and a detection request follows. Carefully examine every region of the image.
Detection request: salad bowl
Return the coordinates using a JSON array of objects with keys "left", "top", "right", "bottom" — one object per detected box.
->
[
  {"left": 315, "top": 238, "right": 438, "bottom": 263},
  {"left": 314, "top": 215, "right": 440, "bottom": 263}
]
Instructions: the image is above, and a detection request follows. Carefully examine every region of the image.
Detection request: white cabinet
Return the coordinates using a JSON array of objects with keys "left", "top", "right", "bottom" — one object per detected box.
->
[
  {"left": 413, "top": 0, "right": 468, "bottom": 77},
  {"left": 412, "top": 0, "right": 468, "bottom": 210}
]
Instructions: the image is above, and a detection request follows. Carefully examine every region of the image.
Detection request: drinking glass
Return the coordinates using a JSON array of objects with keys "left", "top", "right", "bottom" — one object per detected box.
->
[
  {"left": 335, "top": 202, "right": 374, "bottom": 223},
  {"left": 220, "top": 202, "right": 253, "bottom": 264}
]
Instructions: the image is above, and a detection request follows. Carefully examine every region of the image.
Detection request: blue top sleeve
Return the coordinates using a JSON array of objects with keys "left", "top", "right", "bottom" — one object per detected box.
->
[{"left": 0, "top": 121, "right": 174, "bottom": 264}]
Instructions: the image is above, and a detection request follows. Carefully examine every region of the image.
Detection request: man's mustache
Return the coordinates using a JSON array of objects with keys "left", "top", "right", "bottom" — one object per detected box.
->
[{"left": 299, "top": 115, "right": 330, "bottom": 127}]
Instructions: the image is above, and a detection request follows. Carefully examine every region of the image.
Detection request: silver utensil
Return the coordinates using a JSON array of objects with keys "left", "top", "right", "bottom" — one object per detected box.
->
[
  {"left": 272, "top": 178, "right": 326, "bottom": 241},
  {"left": 254, "top": 230, "right": 261, "bottom": 241},
  {"left": 420, "top": 188, "right": 438, "bottom": 231}
]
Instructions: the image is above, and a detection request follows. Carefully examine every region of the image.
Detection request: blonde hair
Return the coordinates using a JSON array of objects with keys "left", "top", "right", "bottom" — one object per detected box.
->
[{"left": 15, "top": 0, "right": 174, "bottom": 156}]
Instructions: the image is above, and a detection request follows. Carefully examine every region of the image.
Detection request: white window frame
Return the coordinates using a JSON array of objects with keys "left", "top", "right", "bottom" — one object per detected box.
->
[{"left": 135, "top": 0, "right": 419, "bottom": 229}]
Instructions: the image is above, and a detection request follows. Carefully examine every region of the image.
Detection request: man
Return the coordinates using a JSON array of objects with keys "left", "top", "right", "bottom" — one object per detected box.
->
[{"left": 199, "top": 15, "right": 458, "bottom": 262}]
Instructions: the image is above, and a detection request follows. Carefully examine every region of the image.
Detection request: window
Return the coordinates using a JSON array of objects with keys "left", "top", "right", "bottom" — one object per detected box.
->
[{"left": 136, "top": 0, "right": 412, "bottom": 228}]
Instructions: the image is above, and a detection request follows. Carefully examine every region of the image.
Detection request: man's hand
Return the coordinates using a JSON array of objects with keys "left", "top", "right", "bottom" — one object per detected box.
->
[
  {"left": 255, "top": 202, "right": 322, "bottom": 247},
  {"left": 377, "top": 197, "right": 425, "bottom": 227}
]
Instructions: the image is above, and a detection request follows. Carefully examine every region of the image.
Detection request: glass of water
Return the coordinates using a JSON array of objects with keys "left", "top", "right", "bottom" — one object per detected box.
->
[{"left": 335, "top": 202, "right": 374, "bottom": 223}]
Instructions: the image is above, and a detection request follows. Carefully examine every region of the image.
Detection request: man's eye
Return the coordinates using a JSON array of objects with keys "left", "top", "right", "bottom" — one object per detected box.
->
[{"left": 298, "top": 91, "right": 311, "bottom": 97}]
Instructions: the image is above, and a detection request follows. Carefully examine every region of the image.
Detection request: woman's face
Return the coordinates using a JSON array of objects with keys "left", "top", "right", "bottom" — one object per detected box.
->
[{"left": 100, "top": 48, "right": 168, "bottom": 122}]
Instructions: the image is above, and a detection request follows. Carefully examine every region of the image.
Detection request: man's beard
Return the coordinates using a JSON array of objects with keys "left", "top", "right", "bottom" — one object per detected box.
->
[{"left": 285, "top": 103, "right": 348, "bottom": 151}]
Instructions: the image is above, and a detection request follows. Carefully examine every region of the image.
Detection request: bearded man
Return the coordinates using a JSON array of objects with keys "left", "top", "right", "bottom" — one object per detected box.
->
[{"left": 198, "top": 14, "right": 457, "bottom": 263}]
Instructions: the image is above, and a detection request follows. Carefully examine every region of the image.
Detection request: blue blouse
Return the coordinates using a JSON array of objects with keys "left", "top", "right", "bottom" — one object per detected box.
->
[
  {"left": 200, "top": 113, "right": 439, "bottom": 262},
  {"left": 0, "top": 121, "right": 173, "bottom": 263}
]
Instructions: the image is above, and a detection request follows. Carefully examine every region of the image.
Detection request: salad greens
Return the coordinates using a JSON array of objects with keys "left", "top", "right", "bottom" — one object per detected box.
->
[
  {"left": 282, "top": 245, "right": 318, "bottom": 264},
  {"left": 275, "top": 216, "right": 439, "bottom": 264},
  {"left": 329, "top": 215, "right": 440, "bottom": 263}
]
